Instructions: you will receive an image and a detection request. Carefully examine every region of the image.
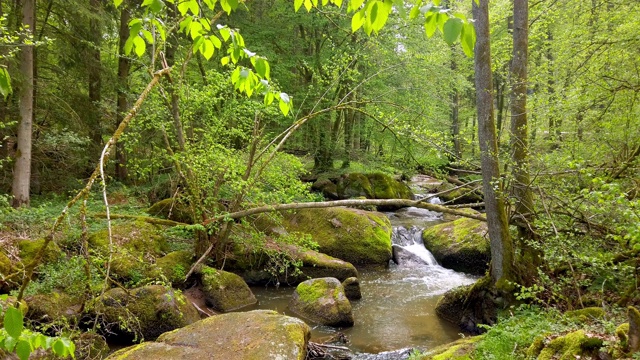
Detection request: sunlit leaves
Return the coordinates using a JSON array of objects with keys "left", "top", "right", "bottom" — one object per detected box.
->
[
  {"left": 0, "top": 68, "right": 11, "bottom": 99},
  {"left": 298, "top": 0, "right": 476, "bottom": 57}
]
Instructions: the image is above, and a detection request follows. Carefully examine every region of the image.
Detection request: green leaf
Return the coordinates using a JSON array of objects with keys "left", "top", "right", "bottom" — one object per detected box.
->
[
  {"left": 5, "top": 307, "right": 24, "bottom": 339},
  {"left": 443, "top": 17, "right": 462, "bottom": 45},
  {"left": 52, "top": 339, "right": 65, "bottom": 357},
  {"left": 201, "top": 39, "right": 214, "bottom": 59},
  {"left": 149, "top": 0, "right": 164, "bottom": 12},
  {"left": 279, "top": 98, "right": 290, "bottom": 116},
  {"left": 189, "top": 0, "right": 200, "bottom": 15},
  {"left": 0, "top": 68, "right": 12, "bottom": 99},
  {"left": 348, "top": 0, "right": 364, "bottom": 12},
  {"left": 254, "top": 58, "right": 269, "bottom": 79},
  {"left": 179, "top": 17, "right": 192, "bottom": 35},
  {"left": 114, "top": 0, "right": 123, "bottom": 8},
  {"left": 133, "top": 36, "right": 146, "bottom": 57},
  {"left": 460, "top": 22, "right": 476, "bottom": 57},
  {"left": 294, "top": 0, "right": 303, "bottom": 11},
  {"left": 219, "top": 27, "right": 231, "bottom": 42},
  {"left": 210, "top": 35, "right": 222, "bottom": 49},
  {"left": 15, "top": 339, "right": 32, "bottom": 360},
  {"left": 304, "top": 0, "right": 313, "bottom": 11},
  {"left": 124, "top": 37, "right": 134, "bottom": 55},
  {"left": 142, "top": 29, "right": 154, "bottom": 44},
  {"left": 221, "top": 56, "right": 230, "bottom": 65},
  {"left": 351, "top": 9, "right": 365, "bottom": 32},
  {"left": 424, "top": 12, "right": 437, "bottom": 37},
  {"left": 199, "top": 18, "right": 211, "bottom": 31},
  {"left": 177, "top": 0, "right": 190, "bottom": 15},
  {"left": 190, "top": 21, "right": 203, "bottom": 40},
  {"left": 409, "top": 5, "right": 421, "bottom": 19}
]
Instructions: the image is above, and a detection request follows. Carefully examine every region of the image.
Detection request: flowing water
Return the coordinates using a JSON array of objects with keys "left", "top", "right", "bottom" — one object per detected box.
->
[{"left": 251, "top": 195, "right": 478, "bottom": 354}]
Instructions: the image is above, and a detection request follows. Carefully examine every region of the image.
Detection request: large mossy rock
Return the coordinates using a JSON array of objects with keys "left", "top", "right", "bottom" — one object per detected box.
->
[
  {"left": 88, "top": 221, "right": 169, "bottom": 283},
  {"left": 155, "top": 250, "right": 193, "bottom": 286},
  {"left": 284, "top": 207, "right": 392, "bottom": 266},
  {"left": 147, "top": 198, "right": 194, "bottom": 224},
  {"left": 233, "top": 242, "right": 359, "bottom": 286},
  {"left": 105, "top": 310, "right": 310, "bottom": 360},
  {"left": 527, "top": 330, "right": 603, "bottom": 360},
  {"left": 436, "top": 181, "right": 482, "bottom": 204},
  {"left": 90, "top": 285, "right": 200, "bottom": 342},
  {"left": 0, "top": 251, "right": 13, "bottom": 292},
  {"left": 17, "top": 238, "right": 62, "bottom": 266},
  {"left": 199, "top": 265, "right": 256, "bottom": 312},
  {"left": 25, "top": 292, "right": 79, "bottom": 324},
  {"left": 289, "top": 277, "right": 354, "bottom": 327},
  {"left": 336, "top": 172, "right": 413, "bottom": 201},
  {"left": 422, "top": 217, "right": 490, "bottom": 275},
  {"left": 435, "top": 277, "right": 496, "bottom": 334}
]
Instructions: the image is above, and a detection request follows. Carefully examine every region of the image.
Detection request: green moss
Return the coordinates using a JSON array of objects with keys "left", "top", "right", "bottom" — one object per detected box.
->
[
  {"left": 337, "top": 173, "right": 373, "bottom": 198},
  {"left": 616, "top": 323, "right": 629, "bottom": 344},
  {"left": 422, "top": 217, "right": 490, "bottom": 275},
  {"left": 200, "top": 266, "right": 257, "bottom": 312},
  {"left": 564, "top": 307, "right": 606, "bottom": 323},
  {"left": 18, "top": 238, "right": 62, "bottom": 266},
  {"left": 367, "top": 172, "right": 412, "bottom": 199},
  {"left": 526, "top": 335, "right": 547, "bottom": 358},
  {"left": 25, "top": 291, "right": 78, "bottom": 323},
  {"left": 295, "top": 279, "right": 328, "bottom": 304},
  {"left": 423, "top": 336, "right": 483, "bottom": 360},
  {"left": 156, "top": 250, "right": 193, "bottom": 285},
  {"left": 537, "top": 330, "right": 603, "bottom": 360},
  {"left": 147, "top": 198, "right": 194, "bottom": 224},
  {"left": 0, "top": 251, "right": 11, "bottom": 276},
  {"left": 284, "top": 207, "right": 392, "bottom": 265}
]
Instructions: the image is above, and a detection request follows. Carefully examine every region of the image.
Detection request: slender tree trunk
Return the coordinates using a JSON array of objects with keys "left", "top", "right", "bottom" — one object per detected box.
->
[
  {"left": 473, "top": 0, "right": 514, "bottom": 285},
  {"left": 115, "top": 3, "right": 130, "bottom": 181},
  {"left": 451, "top": 56, "right": 461, "bottom": 159},
  {"left": 510, "top": 0, "right": 533, "bottom": 228},
  {"left": 88, "top": 0, "right": 103, "bottom": 156},
  {"left": 11, "top": 0, "right": 35, "bottom": 207}
]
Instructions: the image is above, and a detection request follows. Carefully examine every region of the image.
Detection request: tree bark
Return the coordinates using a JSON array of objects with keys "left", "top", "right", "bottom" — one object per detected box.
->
[
  {"left": 473, "top": 0, "right": 514, "bottom": 285},
  {"left": 115, "top": 2, "right": 131, "bottom": 181},
  {"left": 11, "top": 0, "right": 35, "bottom": 208},
  {"left": 510, "top": 0, "right": 534, "bottom": 228}
]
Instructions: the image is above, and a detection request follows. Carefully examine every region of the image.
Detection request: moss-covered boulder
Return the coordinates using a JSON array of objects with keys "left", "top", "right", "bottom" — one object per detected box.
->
[
  {"left": 420, "top": 335, "right": 484, "bottom": 359},
  {"left": 336, "top": 172, "right": 413, "bottom": 203},
  {"left": 529, "top": 330, "right": 604, "bottom": 360},
  {"left": 312, "top": 178, "right": 339, "bottom": 200},
  {"left": 25, "top": 292, "right": 80, "bottom": 324},
  {"left": 147, "top": 198, "right": 194, "bottom": 224},
  {"left": 88, "top": 221, "right": 169, "bottom": 283},
  {"left": 289, "top": 277, "right": 354, "bottom": 327},
  {"left": 342, "top": 277, "right": 362, "bottom": 300},
  {"left": 435, "top": 277, "right": 496, "bottom": 334},
  {"left": 199, "top": 265, "right": 256, "bottom": 312},
  {"left": 284, "top": 207, "right": 392, "bottom": 266},
  {"left": 90, "top": 285, "right": 200, "bottom": 342},
  {"left": 17, "top": 238, "right": 62, "bottom": 266},
  {"left": 436, "top": 181, "right": 482, "bottom": 204},
  {"left": 105, "top": 310, "right": 310, "bottom": 360},
  {"left": 155, "top": 250, "right": 193, "bottom": 286},
  {"left": 0, "top": 251, "right": 13, "bottom": 292},
  {"left": 422, "top": 217, "right": 490, "bottom": 275},
  {"left": 234, "top": 242, "right": 359, "bottom": 286},
  {"left": 564, "top": 307, "right": 605, "bottom": 323}
]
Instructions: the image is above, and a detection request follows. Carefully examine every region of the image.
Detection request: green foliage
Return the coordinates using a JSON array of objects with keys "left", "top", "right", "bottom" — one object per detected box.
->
[
  {"left": 0, "top": 295, "right": 75, "bottom": 360},
  {"left": 19, "top": 256, "right": 102, "bottom": 299}
]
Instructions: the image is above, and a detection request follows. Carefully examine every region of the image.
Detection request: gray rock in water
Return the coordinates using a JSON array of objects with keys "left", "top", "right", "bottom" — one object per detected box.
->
[
  {"left": 289, "top": 277, "right": 354, "bottom": 327},
  {"left": 392, "top": 245, "right": 430, "bottom": 266},
  {"left": 106, "top": 310, "right": 310, "bottom": 360},
  {"left": 342, "top": 277, "right": 362, "bottom": 300}
]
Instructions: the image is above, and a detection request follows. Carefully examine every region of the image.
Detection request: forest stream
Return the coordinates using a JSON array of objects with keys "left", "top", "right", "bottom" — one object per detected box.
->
[{"left": 249, "top": 193, "right": 479, "bottom": 355}]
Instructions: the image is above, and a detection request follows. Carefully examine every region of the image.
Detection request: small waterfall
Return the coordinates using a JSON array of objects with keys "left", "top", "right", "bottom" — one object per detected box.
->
[{"left": 391, "top": 225, "right": 438, "bottom": 266}]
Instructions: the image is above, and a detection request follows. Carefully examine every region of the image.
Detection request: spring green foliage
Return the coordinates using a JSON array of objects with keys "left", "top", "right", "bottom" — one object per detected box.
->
[{"left": 0, "top": 296, "right": 75, "bottom": 360}]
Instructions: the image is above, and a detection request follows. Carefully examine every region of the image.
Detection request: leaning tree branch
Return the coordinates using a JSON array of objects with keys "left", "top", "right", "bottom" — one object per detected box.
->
[
  {"left": 201, "top": 198, "right": 487, "bottom": 226},
  {"left": 8, "top": 67, "right": 171, "bottom": 302}
]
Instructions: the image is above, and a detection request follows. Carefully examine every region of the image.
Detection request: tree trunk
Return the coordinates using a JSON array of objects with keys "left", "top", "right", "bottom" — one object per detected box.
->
[
  {"left": 11, "top": 0, "right": 35, "bottom": 208},
  {"left": 473, "top": 0, "right": 514, "bottom": 285},
  {"left": 510, "top": 0, "right": 533, "bottom": 228},
  {"left": 115, "top": 2, "right": 130, "bottom": 181},
  {"left": 88, "top": 0, "right": 103, "bottom": 157},
  {"left": 451, "top": 56, "right": 461, "bottom": 159}
]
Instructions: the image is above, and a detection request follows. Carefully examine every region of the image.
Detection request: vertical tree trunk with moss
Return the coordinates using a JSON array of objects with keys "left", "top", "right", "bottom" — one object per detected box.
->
[
  {"left": 473, "top": 0, "right": 514, "bottom": 286},
  {"left": 88, "top": 0, "right": 103, "bottom": 158},
  {"left": 11, "top": 0, "right": 35, "bottom": 207}
]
